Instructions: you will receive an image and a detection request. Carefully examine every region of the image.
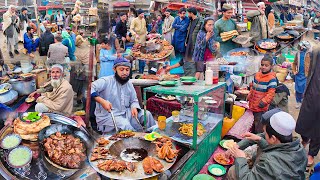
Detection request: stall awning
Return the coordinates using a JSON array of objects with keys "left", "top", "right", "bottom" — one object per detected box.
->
[
  {"left": 166, "top": 2, "right": 204, "bottom": 12},
  {"left": 113, "top": 2, "right": 130, "bottom": 8},
  {"left": 38, "top": 5, "right": 63, "bottom": 11}
]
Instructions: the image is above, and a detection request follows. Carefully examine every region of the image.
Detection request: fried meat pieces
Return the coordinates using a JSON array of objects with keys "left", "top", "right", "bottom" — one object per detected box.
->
[
  {"left": 142, "top": 156, "right": 164, "bottom": 174},
  {"left": 97, "top": 159, "right": 135, "bottom": 172}
]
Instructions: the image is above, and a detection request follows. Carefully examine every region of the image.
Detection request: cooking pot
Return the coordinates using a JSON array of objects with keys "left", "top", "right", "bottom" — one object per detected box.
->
[
  {"left": 0, "top": 83, "right": 18, "bottom": 105},
  {"left": 9, "top": 78, "right": 36, "bottom": 96}
]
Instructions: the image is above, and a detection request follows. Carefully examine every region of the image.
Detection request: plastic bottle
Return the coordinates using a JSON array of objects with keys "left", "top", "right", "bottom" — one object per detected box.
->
[{"left": 205, "top": 67, "right": 213, "bottom": 85}]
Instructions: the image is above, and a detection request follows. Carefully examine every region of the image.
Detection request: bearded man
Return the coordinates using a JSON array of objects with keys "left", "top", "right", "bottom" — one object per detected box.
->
[
  {"left": 28, "top": 64, "right": 74, "bottom": 116},
  {"left": 91, "top": 57, "right": 155, "bottom": 133}
]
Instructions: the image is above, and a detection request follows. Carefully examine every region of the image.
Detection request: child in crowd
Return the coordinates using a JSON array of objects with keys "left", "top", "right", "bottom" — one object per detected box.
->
[{"left": 247, "top": 54, "right": 277, "bottom": 133}]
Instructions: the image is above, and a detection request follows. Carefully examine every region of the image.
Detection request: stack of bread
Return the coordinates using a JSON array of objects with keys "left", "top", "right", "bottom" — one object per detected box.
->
[
  {"left": 13, "top": 115, "right": 51, "bottom": 141},
  {"left": 220, "top": 30, "right": 239, "bottom": 42}
]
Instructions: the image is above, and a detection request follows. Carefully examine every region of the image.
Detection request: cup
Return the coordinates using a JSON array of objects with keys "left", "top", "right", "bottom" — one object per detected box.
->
[
  {"left": 158, "top": 116, "right": 166, "bottom": 130},
  {"left": 172, "top": 111, "right": 180, "bottom": 122}
]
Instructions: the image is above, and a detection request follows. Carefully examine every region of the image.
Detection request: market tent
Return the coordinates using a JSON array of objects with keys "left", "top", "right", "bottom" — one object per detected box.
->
[{"left": 166, "top": 2, "right": 204, "bottom": 12}]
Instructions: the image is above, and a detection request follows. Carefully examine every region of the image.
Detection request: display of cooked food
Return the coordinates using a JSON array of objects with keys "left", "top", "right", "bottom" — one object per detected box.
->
[
  {"left": 179, "top": 123, "right": 206, "bottom": 137},
  {"left": 141, "top": 74, "right": 159, "bottom": 80},
  {"left": 8, "top": 146, "right": 32, "bottom": 168},
  {"left": 230, "top": 51, "right": 249, "bottom": 56},
  {"left": 22, "top": 112, "right": 42, "bottom": 122},
  {"left": 161, "top": 74, "right": 180, "bottom": 81},
  {"left": 152, "top": 137, "right": 172, "bottom": 148},
  {"left": 259, "top": 41, "right": 277, "bottom": 49},
  {"left": 1, "top": 134, "right": 21, "bottom": 149},
  {"left": 90, "top": 147, "right": 111, "bottom": 161},
  {"left": 156, "top": 141, "right": 179, "bottom": 163},
  {"left": 97, "top": 159, "right": 135, "bottom": 172},
  {"left": 277, "top": 35, "right": 293, "bottom": 39},
  {"left": 43, "top": 132, "right": 86, "bottom": 169},
  {"left": 131, "top": 40, "right": 173, "bottom": 60},
  {"left": 97, "top": 137, "right": 110, "bottom": 147},
  {"left": 214, "top": 153, "right": 233, "bottom": 165},
  {"left": 220, "top": 30, "right": 239, "bottom": 42},
  {"left": 13, "top": 114, "right": 51, "bottom": 141},
  {"left": 19, "top": 73, "right": 34, "bottom": 79},
  {"left": 160, "top": 95, "right": 176, "bottom": 101},
  {"left": 222, "top": 140, "right": 237, "bottom": 149},
  {"left": 142, "top": 156, "right": 164, "bottom": 174},
  {"left": 109, "top": 130, "right": 135, "bottom": 141}
]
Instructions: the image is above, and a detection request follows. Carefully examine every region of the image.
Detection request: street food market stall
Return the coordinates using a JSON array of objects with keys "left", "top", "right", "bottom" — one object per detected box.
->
[{"left": 143, "top": 81, "right": 226, "bottom": 179}]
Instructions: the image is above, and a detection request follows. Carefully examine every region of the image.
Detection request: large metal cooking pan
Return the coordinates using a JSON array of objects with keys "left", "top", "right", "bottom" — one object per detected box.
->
[
  {"left": 256, "top": 38, "right": 278, "bottom": 50},
  {"left": 226, "top": 47, "right": 258, "bottom": 57},
  {"left": 38, "top": 124, "right": 91, "bottom": 172}
]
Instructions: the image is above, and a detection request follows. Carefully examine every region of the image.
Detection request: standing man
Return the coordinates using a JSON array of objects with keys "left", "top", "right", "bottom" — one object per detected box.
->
[
  {"left": 172, "top": 8, "right": 190, "bottom": 60},
  {"left": 162, "top": 9, "right": 174, "bottom": 43},
  {"left": 115, "top": 12, "right": 128, "bottom": 46},
  {"left": 66, "top": 27, "right": 76, "bottom": 42},
  {"left": 129, "top": 9, "right": 147, "bottom": 44},
  {"left": 2, "top": 5, "right": 20, "bottom": 58},
  {"left": 130, "top": 9, "right": 147, "bottom": 74},
  {"left": 19, "top": 7, "right": 28, "bottom": 43},
  {"left": 295, "top": 47, "right": 320, "bottom": 167},
  {"left": 64, "top": 10, "right": 72, "bottom": 29},
  {"left": 185, "top": 7, "right": 203, "bottom": 65},
  {"left": 247, "top": 2, "right": 268, "bottom": 43},
  {"left": 214, "top": 4, "right": 238, "bottom": 56},
  {"left": 55, "top": 11, "right": 64, "bottom": 31},
  {"left": 268, "top": 9, "right": 275, "bottom": 34}
]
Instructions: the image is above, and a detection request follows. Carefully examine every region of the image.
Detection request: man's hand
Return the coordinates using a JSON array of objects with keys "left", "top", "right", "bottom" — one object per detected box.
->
[
  {"left": 73, "top": 116, "right": 86, "bottom": 128},
  {"left": 206, "top": 31, "right": 214, "bottom": 41},
  {"left": 121, "top": 37, "right": 126, "bottom": 42},
  {"left": 131, "top": 108, "right": 138, "bottom": 119},
  {"left": 165, "top": 66, "right": 171, "bottom": 72},
  {"left": 136, "top": 34, "right": 140, "bottom": 39},
  {"left": 242, "top": 132, "right": 262, "bottom": 142},
  {"left": 101, "top": 100, "right": 112, "bottom": 112},
  {"left": 229, "top": 146, "right": 246, "bottom": 158}
]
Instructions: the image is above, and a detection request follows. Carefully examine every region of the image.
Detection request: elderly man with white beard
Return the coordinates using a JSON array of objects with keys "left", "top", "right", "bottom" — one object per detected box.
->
[{"left": 28, "top": 64, "right": 74, "bottom": 116}]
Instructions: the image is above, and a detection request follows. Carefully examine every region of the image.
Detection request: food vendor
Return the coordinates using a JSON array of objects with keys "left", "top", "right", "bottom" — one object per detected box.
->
[
  {"left": 225, "top": 109, "right": 307, "bottom": 180},
  {"left": 214, "top": 4, "right": 238, "bottom": 55},
  {"left": 28, "top": 64, "right": 74, "bottom": 116},
  {"left": 247, "top": 2, "right": 268, "bottom": 43},
  {"left": 91, "top": 57, "right": 155, "bottom": 133}
]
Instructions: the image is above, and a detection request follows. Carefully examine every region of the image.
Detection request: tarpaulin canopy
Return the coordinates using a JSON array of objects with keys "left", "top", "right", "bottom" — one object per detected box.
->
[
  {"left": 166, "top": 2, "right": 204, "bottom": 11},
  {"left": 113, "top": 2, "right": 130, "bottom": 8}
]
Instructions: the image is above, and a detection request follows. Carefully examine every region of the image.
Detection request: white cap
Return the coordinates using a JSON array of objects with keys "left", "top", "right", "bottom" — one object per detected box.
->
[
  {"left": 51, "top": 64, "right": 64, "bottom": 72},
  {"left": 257, "top": 2, "right": 265, "bottom": 7},
  {"left": 270, "top": 112, "right": 296, "bottom": 136}
]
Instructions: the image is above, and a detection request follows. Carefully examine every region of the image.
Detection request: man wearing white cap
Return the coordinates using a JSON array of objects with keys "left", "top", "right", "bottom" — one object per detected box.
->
[
  {"left": 247, "top": 2, "right": 269, "bottom": 42},
  {"left": 28, "top": 64, "right": 74, "bottom": 116},
  {"left": 225, "top": 109, "right": 307, "bottom": 180}
]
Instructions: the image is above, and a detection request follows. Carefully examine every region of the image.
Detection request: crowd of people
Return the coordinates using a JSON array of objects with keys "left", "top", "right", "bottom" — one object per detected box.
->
[{"left": 1, "top": 2, "right": 320, "bottom": 180}]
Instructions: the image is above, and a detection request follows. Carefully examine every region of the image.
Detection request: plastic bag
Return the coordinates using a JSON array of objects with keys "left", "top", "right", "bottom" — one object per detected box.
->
[{"left": 232, "top": 105, "right": 245, "bottom": 121}]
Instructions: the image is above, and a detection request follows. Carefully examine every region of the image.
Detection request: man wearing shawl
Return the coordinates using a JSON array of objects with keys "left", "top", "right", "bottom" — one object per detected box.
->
[
  {"left": 91, "top": 57, "right": 155, "bottom": 133},
  {"left": 2, "top": 5, "right": 20, "bottom": 58},
  {"left": 28, "top": 64, "right": 74, "bottom": 116},
  {"left": 61, "top": 31, "right": 76, "bottom": 61}
]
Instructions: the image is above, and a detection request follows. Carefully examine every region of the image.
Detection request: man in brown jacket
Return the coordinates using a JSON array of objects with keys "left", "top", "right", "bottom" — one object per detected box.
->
[{"left": 29, "top": 64, "right": 74, "bottom": 116}]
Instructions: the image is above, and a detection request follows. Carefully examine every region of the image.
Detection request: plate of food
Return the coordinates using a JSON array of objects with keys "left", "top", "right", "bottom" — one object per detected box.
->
[
  {"left": 159, "top": 81, "right": 177, "bottom": 87},
  {"left": 7, "top": 146, "right": 32, "bottom": 168},
  {"left": 205, "top": 100, "right": 217, "bottom": 104},
  {"left": 179, "top": 123, "right": 206, "bottom": 137},
  {"left": 213, "top": 153, "right": 234, "bottom": 165},
  {"left": 208, "top": 164, "right": 226, "bottom": 176},
  {"left": 0, "top": 83, "right": 11, "bottom": 95},
  {"left": 1, "top": 134, "right": 22, "bottom": 149},
  {"left": 25, "top": 97, "right": 35, "bottom": 103},
  {"left": 161, "top": 95, "right": 176, "bottom": 101},
  {"left": 219, "top": 139, "right": 237, "bottom": 150}
]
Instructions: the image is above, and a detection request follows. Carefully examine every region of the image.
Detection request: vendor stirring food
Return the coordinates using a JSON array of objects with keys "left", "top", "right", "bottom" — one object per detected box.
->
[
  {"left": 91, "top": 57, "right": 156, "bottom": 133},
  {"left": 28, "top": 64, "right": 74, "bottom": 116}
]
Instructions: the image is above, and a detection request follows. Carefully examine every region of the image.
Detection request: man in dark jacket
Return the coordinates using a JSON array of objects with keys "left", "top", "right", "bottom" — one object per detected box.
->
[
  {"left": 185, "top": 7, "right": 203, "bottom": 62},
  {"left": 39, "top": 27, "right": 54, "bottom": 56},
  {"left": 115, "top": 12, "right": 128, "bottom": 46},
  {"left": 226, "top": 109, "right": 307, "bottom": 180}
]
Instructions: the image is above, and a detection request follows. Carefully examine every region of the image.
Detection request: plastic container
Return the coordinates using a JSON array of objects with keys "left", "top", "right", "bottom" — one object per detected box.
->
[
  {"left": 172, "top": 111, "right": 180, "bottom": 122},
  {"left": 205, "top": 67, "right": 213, "bottom": 85},
  {"left": 221, "top": 117, "right": 237, "bottom": 138},
  {"left": 158, "top": 116, "right": 166, "bottom": 130}
]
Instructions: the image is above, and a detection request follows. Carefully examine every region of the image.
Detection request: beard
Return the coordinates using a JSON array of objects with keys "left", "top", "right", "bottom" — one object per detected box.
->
[
  {"left": 115, "top": 72, "right": 130, "bottom": 85},
  {"left": 51, "top": 78, "right": 63, "bottom": 88}
]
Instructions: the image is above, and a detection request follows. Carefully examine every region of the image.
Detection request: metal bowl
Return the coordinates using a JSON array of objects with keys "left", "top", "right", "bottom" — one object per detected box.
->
[
  {"left": 0, "top": 134, "right": 22, "bottom": 150},
  {"left": 7, "top": 146, "right": 32, "bottom": 169}
]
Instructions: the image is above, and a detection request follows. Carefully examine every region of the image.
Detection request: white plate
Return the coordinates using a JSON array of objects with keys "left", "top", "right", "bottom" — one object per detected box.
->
[{"left": 205, "top": 100, "right": 217, "bottom": 104}]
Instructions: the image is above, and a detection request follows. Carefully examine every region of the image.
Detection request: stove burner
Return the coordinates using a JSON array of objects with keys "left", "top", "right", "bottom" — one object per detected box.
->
[{"left": 120, "top": 148, "right": 148, "bottom": 162}]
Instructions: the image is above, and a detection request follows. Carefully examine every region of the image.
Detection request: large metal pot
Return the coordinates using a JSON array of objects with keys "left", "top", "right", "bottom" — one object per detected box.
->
[
  {"left": 0, "top": 83, "right": 18, "bottom": 105},
  {"left": 9, "top": 78, "right": 36, "bottom": 96}
]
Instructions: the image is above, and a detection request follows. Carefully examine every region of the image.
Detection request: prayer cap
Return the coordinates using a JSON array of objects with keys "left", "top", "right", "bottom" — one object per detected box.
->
[
  {"left": 269, "top": 112, "right": 296, "bottom": 136},
  {"left": 21, "top": 7, "right": 27, "bottom": 12},
  {"left": 113, "top": 57, "right": 131, "bottom": 68},
  {"left": 222, "top": 4, "right": 233, "bottom": 10},
  {"left": 51, "top": 64, "right": 64, "bottom": 72}
]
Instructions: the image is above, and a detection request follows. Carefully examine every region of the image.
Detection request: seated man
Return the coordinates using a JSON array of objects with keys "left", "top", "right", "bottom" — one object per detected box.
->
[
  {"left": 23, "top": 27, "right": 40, "bottom": 58},
  {"left": 29, "top": 64, "right": 74, "bottom": 116},
  {"left": 91, "top": 57, "right": 155, "bottom": 133},
  {"left": 226, "top": 109, "right": 307, "bottom": 180}
]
